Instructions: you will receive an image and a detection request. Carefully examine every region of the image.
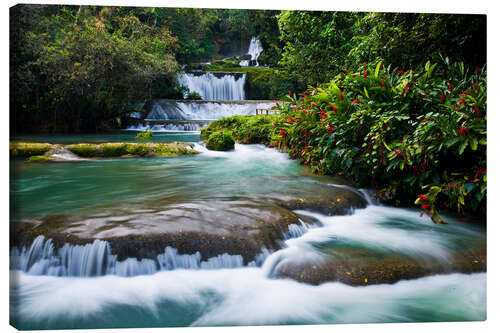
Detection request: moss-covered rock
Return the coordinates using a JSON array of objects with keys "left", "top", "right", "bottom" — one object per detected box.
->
[
  {"left": 205, "top": 131, "right": 235, "bottom": 151},
  {"left": 66, "top": 143, "right": 96, "bottom": 157},
  {"left": 26, "top": 155, "right": 53, "bottom": 162},
  {"left": 9, "top": 142, "right": 53, "bottom": 158},
  {"left": 11, "top": 141, "right": 198, "bottom": 159}
]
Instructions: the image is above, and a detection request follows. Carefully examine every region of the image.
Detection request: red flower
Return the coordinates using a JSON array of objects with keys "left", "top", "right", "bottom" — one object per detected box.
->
[
  {"left": 381, "top": 81, "right": 385, "bottom": 87},
  {"left": 472, "top": 104, "right": 481, "bottom": 117},
  {"left": 458, "top": 126, "right": 468, "bottom": 137},
  {"left": 458, "top": 99, "right": 465, "bottom": 107},
  {"left": 343, "top": 69, "right": 349, "bottom": 73},
  {"left": 447, "top": 80, "right": 453, "bottom": 93},
  {"left": 363, "top": 70, "right": 367, "bottom": 79},
  {"left": 352, "top": 100, "right": 359, "bottom": 104},
  {"left": 395, "top": 149, "right": 401, "bottom": 156},
  {"left": 441, "top": 91, "right": 445, "bottom": 103},
  {"left": 339, "top": 90, "right": 343, "bottom": 101},
  {"left": 288, "top": 90, "right": 292, "bottom": 98},
  {"left": 280, "top": 130, "right": 287, "bottom": 137},
  {"left": 420, "top": 94, "right": 425, "bottom": 99},
  {"left": 310, "top": 102, "right": 317, "bottom": 107},
  {"left": 272, "top": 122, "right": 277, "bottom": 126},
  {"left": 422, "top": 203, "right": 430, "bottom": 210},
  {"left": 475, "top": 66, "right": 482, "bottom": 74}
]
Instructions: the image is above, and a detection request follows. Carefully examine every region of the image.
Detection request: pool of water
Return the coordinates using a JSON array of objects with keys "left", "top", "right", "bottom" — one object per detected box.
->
[{"left": 11, "top": 131, "right": 201, "bottom": 144}]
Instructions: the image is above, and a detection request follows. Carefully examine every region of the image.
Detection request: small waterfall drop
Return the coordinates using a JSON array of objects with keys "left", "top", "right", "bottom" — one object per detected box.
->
[
  {"left": 10, "top": 236, "right": 272, "bottom": 277},
  {"left": 177, "top": 72, "right": 246, "bottom": 100},
  {"left": 240, "top": 37, "right": 263, "bottom": 67}
]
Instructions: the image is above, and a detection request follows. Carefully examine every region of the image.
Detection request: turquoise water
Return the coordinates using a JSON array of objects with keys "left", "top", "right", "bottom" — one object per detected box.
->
[
  {"left": 9, "top": 136, "right": 486, "bottom": 329},
  {"left": 11, "top": 131, "right": 200, "bottom": 144}
]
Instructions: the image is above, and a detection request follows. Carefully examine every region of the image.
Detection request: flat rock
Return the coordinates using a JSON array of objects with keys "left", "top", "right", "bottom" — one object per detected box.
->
[{"left": 11, "top": 199, "right": 304, "bottom": 263}]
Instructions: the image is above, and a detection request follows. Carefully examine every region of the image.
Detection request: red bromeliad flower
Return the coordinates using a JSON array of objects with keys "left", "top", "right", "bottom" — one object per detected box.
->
[
  {"left": 363, "top": 70, "right": 367, "bottom": 79},
  {"left": 343, "top": 69, "right": 349, "bottom": 73},
  {"left": 420, "top": 94, "right": 425, "bottom": 99},
  {"left": 472, "top": 103, "right": 481, "bottom": 117},
  {"left": 441, "top": 91, "right": 445, "bottom": 103},
  {"left": 310, "top": 102, "right": 317, "bottom": 107},
  {"left": 395, "top": 149, "right": 401, "bottom": 156},
  {"left": 381, "top": 81, "right": 385, "bottom": 87},
  {"left": 352, "top": 99, "right": 359, "bottom": 104},
  {"left": 339, "top": 90, "right": 343, "bottom": 101},
  {"left": 328, "top": 103, "right": 338, "bottom": 115},
  {"left": 272, "top": 122, "right": 277, "bottom": 126},
  {"left": 288, "top": 90, "right": 292, "bottom": 98},
  {"left": 458, "top": 99, "right": 465, "bottom": 107},
  {"left": 447, "top": 80, "right": 453, "bottom": 93},
  {"left": 458, "top": 126, "right": 468, "bottom": 136},
  {"left": 422, "top": 203, "right": 430, "bottom": 210},
  {"left": 280, "top": 130, "right": 287, "bottom": 137}
]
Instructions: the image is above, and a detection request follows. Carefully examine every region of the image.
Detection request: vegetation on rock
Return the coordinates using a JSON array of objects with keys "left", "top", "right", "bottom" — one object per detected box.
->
[
  {"left": 201, "top": 115, "right": 278, "bottom": 145},
  {"left": 205, "top": 131, "right": 235, "bottom": 151},
  {"left": 10, "top": 142, "right": 197, "bottom": 158},
  {"left": 135, "top": 130, "right": 153, "bottom": 140}
]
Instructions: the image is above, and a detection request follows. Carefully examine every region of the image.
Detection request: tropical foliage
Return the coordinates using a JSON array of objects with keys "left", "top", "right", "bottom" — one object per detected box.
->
[{"left": 272, "top": 58, "right": 486, "bottom": 222}]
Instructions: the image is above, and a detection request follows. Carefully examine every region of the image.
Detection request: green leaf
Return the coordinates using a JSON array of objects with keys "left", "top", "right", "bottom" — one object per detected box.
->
[
  {"left": 375, "top": 61, "right": 382, "bottom": 78},
  {"left": 459, "top": 140, "right": 468, "bottom": 155}
]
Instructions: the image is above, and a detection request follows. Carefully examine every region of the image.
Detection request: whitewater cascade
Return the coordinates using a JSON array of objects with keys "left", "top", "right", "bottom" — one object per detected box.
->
[
  {"left": 240, "top": 37, "right": 263, "bottom": 67},
  {"left": 10, "top": 235, "right": 275, "bottom": 277},
  {"left": 177, "top": 72, "right": 246, "bottom": 100},
  {"left": 126, "top": 100, "right": 274, "bottom": 132}
]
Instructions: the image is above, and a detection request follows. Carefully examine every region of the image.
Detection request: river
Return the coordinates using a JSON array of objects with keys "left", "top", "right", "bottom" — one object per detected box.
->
[{"left": 10, "top": 138, "right": 486, "bottom": 329}]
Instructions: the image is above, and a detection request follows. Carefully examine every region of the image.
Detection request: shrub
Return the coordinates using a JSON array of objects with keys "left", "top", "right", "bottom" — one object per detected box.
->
[
  {"left": 273, "top": 58, "right": 486, "bottom": 223},
  {"left": 206, "top": 131, "right": 235, "bottom": 151},
  {"left": 135, "top": 130, "right": 153, "bottom": 140}
]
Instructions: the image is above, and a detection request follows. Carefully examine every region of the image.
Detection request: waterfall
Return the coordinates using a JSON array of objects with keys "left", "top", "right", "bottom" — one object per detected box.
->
[
  {"left": 240, "top": 37, "right": 263, "bottom": 67},
  {"left": 177, "top": 72, "right": 246, "bottom": 100},
  {"left": 10, "top": 236, "right": 271, "bottom": 277},
  {"left": 125, "top": 100, "right": 274, "bottom": 132}
]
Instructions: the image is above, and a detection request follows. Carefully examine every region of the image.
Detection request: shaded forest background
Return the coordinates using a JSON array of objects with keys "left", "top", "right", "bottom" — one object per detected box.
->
[{"left": 10, "top": 5, "right": 486, "bottom": 134}]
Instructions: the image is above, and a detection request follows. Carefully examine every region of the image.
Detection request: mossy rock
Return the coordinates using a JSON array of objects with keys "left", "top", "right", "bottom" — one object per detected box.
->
[
  {"left": 10, "top": 142, "right": 53, "bottom": 158},
  {"left": 26, "top": 155, "right": 53, "bottom": 162},
  {"left": 206, "top": 131, "right": 235, "bottom": 151},
  {"left": 101, "top": 143, "right": 129, "bottom": 157},
  {"left": 66, "top": 143, "right": 98, "bottom": 157}
]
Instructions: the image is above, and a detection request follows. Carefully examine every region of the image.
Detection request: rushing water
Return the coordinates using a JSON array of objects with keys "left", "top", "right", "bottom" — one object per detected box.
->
[
  {"left": 240, "top": 37, "right": 263, "bottom": 67},
  {"left": 177, "top": 72, "right": 246, "bottom": 100},
  {"left": 10, "top": 142, "right": 486, "bottom": 329}
]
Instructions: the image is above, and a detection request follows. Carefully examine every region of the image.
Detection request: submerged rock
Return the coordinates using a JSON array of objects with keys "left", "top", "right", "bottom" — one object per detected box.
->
[
  {"left": 271, "top": 245, "right": 486, "bottom": 286},
  {"left": 11, "top": 199, "right": 304, "bottom": 263}
]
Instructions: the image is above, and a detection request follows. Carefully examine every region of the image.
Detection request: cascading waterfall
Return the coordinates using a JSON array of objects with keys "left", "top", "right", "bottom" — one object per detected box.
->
[
  {"left": 240, "top": 37, "right": 263, "bottom": 67},
  {"left": 177, "top": 72, "right": 246, "bottom": 100},
  {"left": 10, "top": 236, "right": 274, "bottom": 277},
  {"left": 125, "top": 100, "right": 273, "bottom": 132}
]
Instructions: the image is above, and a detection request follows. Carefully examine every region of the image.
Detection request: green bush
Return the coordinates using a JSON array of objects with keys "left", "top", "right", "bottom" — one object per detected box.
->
[
  {"left": 206, "top": 131, "right": 235, "bottom": 151},
  {"left": 273, "top": 58, "right": 486, "bottom": 223},
  {"left": 201, "top": 115, "right": 278, "bottom": 145}
]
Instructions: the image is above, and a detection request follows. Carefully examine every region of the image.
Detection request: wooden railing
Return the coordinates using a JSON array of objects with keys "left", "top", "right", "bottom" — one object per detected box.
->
[{"left": 256, "top": 108, "right": 280, "bottom": 115}]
